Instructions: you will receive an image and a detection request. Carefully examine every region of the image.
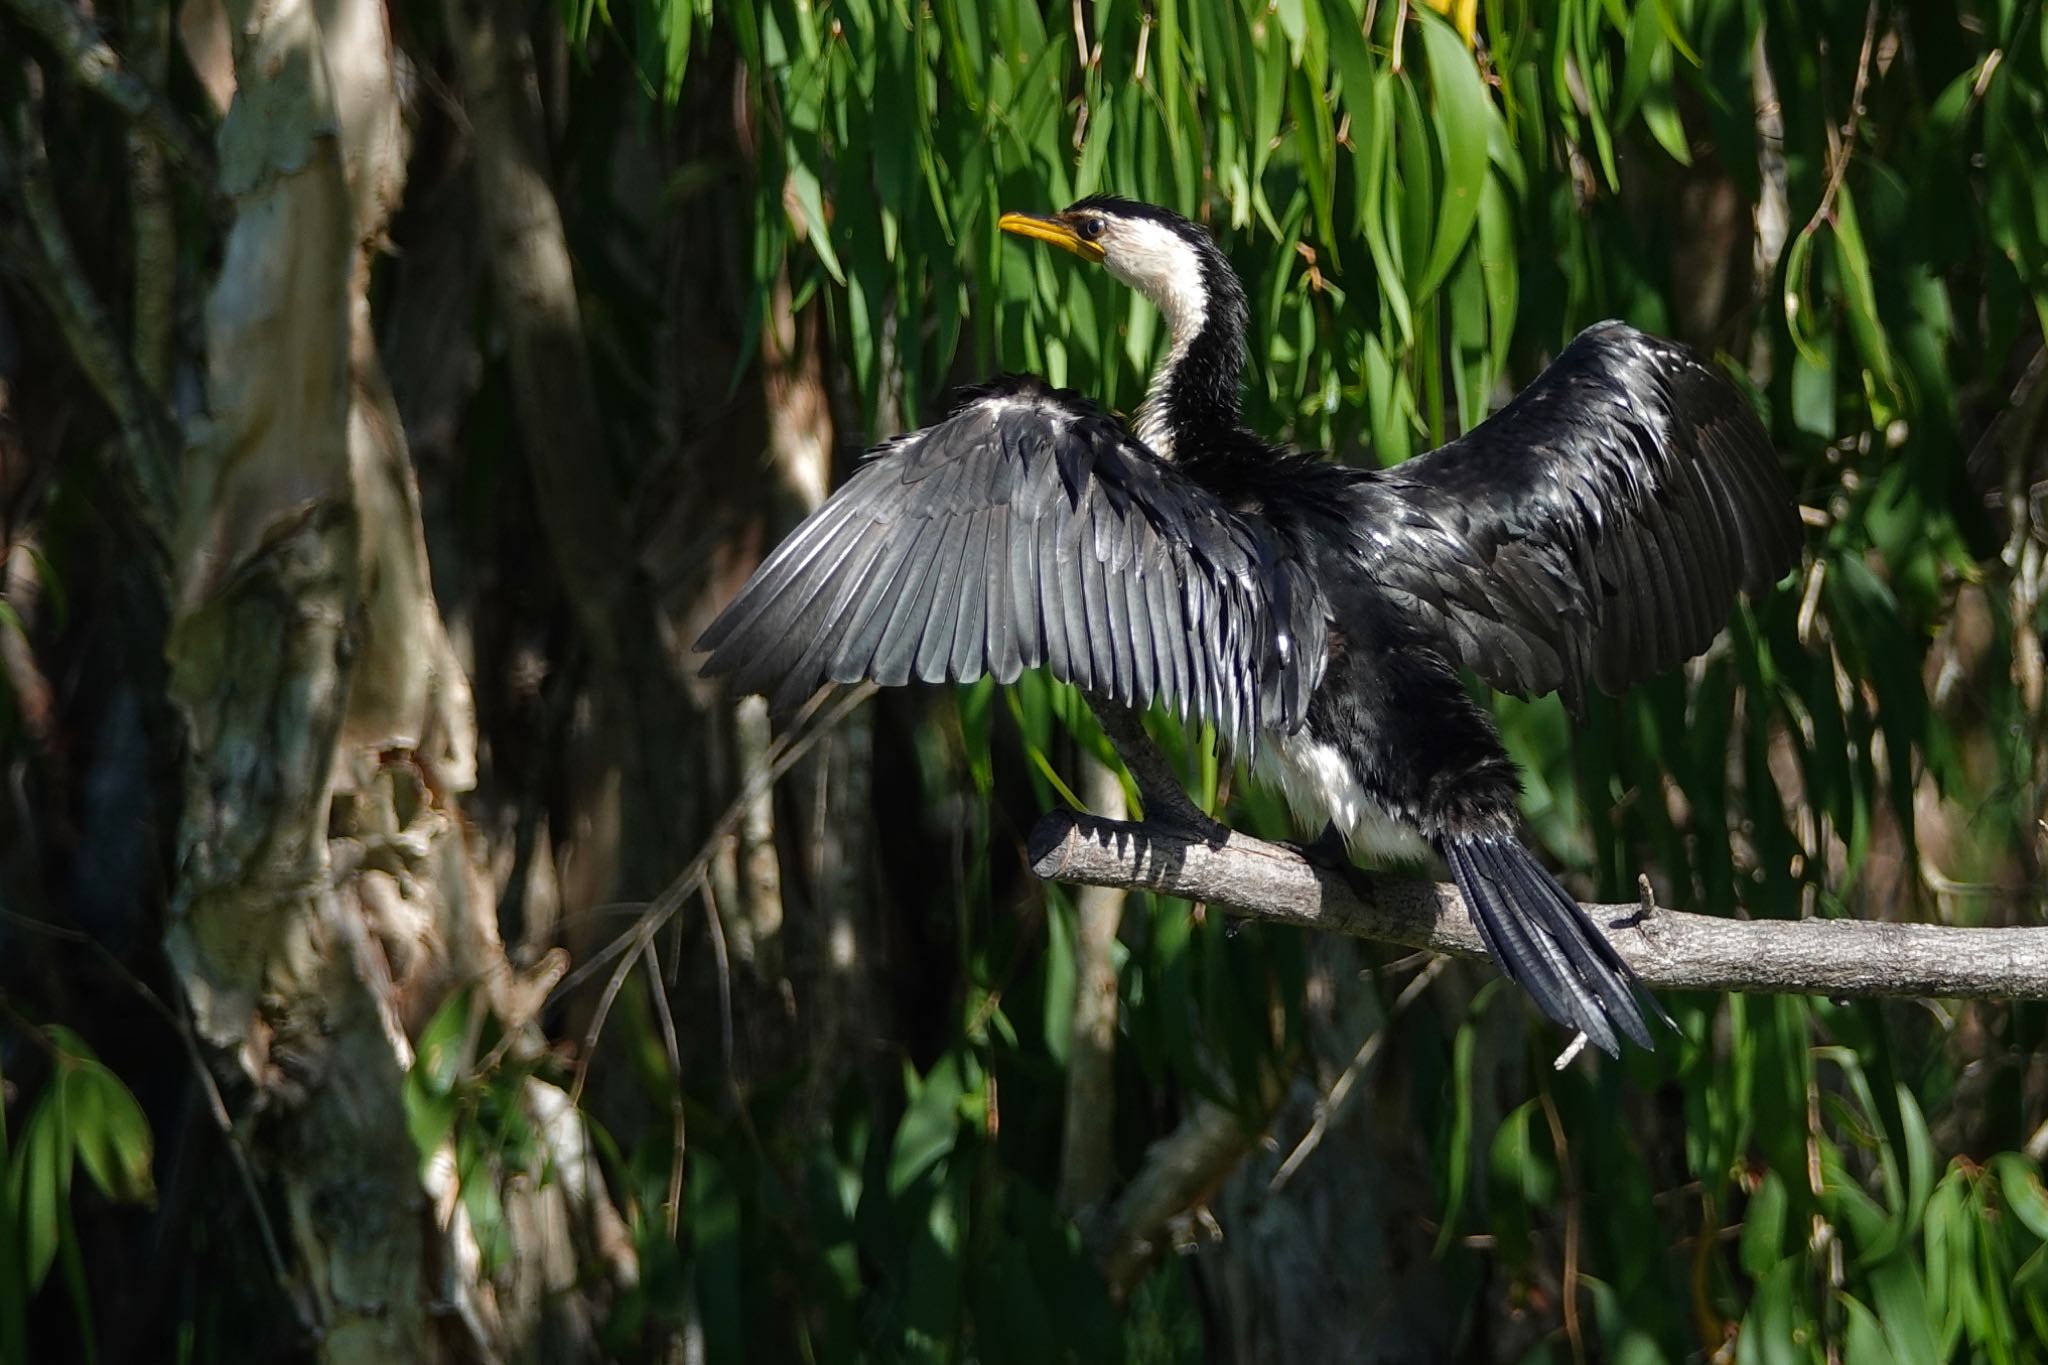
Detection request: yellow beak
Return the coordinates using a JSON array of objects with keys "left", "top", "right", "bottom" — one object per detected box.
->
[{"left": 998, "top": 211, "right": 1107, "bottom": 263}]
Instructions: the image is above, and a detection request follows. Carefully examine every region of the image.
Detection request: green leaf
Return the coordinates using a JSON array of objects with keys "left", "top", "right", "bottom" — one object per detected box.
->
[
  {"left": 1041, "top": 891, "right": 1077, "bottom": 1066},
  {"left": 62, "top": 1063, "right": 153, "bottom": 1206},
  {"left": 1868, "top": 1257, "right": 1940, "bottom": 1365},
  {"left": 456, "top": 1125, "right": 512, "bottom": 1275},
  {"left": 1485, "top": 1099, "right": 1540, "bottom": 1262},
  {"left": 1348, "top": 70, "right": 1409, "bottom": 350},
  {"left": 690, "top": 1148, "right": 745, "bottom": 1361},
  {"left": 1736, "top": 1258, "right": 1805, "bottom": 1365},
  {"left": 1740, "top": 1168, "right": 1788, "bottom": 1276},
  {"left": 1992, "top": 1154, "right": 2048, "bottom": 1241},
  {"left": 1639, "top": 39, "right": 1691, "bottom": 163},
  {"left": 1831, "top": 184, "right": 1899, "bottom": 404},
  {"left": 662, "top": 0, "right": 693, "bottom": 99},
  {"left": 1415, "top": 7, "right": 1489, "bottom": 295},
  {"left": 1841, "top": 1293, "right": 1902, "bottom": 1365},
  {"left": 889, "top": 1053, "right": 971, "bottom": 1196},
  {"left": 787, "top": 156, "right": 846, "bottom": 285},
  {"left": 1434, "top": 1016, "right": 1477, "bottom": 1253},
  {"left": 9, "top": 1095, "right": 69, "bottom": 1293}
]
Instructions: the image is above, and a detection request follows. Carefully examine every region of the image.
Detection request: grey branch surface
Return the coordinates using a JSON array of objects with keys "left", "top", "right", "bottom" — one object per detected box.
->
[{"left": 1030, "top": 811, "right": 2048, "bottom": 1001}]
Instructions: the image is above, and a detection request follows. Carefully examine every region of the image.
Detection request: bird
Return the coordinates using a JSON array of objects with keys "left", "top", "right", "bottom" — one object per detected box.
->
[{"left": 694, "top": 195, "right": 1801, "bottom": 1056}]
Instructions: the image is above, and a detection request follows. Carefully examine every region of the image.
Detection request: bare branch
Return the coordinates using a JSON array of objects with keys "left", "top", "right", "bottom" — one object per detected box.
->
[
  {"left": 1099, "top": 1097, "right": 1252, "bottom": 1298},
  {"left": 2, "top": 0, "right": 214, "bottom": 180},
  {"left": 1030, "top": 812, "right": 2048, "bottom": 1002},
  {"left": 0, "top": 63, "right": 178, "bottom": 551}
]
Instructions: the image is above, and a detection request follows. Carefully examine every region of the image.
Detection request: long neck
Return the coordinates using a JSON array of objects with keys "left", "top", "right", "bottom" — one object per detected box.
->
[{"left": 1133, "top": 250, "right": 1249, "bottom": 461}]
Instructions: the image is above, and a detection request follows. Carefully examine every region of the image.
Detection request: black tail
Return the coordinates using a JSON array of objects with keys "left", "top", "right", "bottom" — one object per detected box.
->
[{"left": 1440, "top": 831, "right": 1669, "bottom": 1055}]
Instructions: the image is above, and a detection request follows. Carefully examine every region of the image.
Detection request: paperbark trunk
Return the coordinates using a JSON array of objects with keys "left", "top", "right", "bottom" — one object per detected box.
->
[{"left": 165, "top": 0, "right": 628, "bottom": 1358}]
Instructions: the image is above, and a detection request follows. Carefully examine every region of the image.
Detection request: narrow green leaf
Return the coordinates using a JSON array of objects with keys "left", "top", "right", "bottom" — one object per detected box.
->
[
  {"left": 1992, "top": 1154, "right": 2048, "bottom": 1241},
  {"left": 1414, "top": 8, "right": 1489, "bottom": 295},
  {"left": 63, "top": 1064, "right": 153, "bottom": 1206},
  {"left": 1868, "top": 1257, "right": 1940, "bottom": 1365},
  {"left": 787, "top": 156, "right": 846, "bottom": 285},
  {"left": 889, "top": 1054, "right": 970, "bottom": 1196},
  {"left": 1475, "top": 174, "right": 1516, "bottom": 374},
  {"left": 1740, "top": 1168, "right": 1788, "bottom": 1276},
  {"left": 9, "top": 1098, "right": 69, "bottom": 1292},
  {"left": 1434, "top": 1018, "right": 1477, "bottom": 1254},
  {"left": 1841, "top": 1293, "right": 1902, "bottom": 1365}
]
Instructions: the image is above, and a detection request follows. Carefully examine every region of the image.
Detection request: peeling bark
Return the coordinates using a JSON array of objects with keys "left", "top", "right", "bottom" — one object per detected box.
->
[{"left": 166, "top": 0, "right": 628, "bottom": 1357}]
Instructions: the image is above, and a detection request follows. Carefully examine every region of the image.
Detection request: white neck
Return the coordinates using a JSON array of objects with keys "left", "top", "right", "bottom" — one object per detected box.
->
[{"left": 1104, "top": 222, "right": 1208, "bottom": 460}]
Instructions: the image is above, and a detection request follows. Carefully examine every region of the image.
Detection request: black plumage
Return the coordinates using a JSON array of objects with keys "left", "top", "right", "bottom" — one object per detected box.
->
[
  {"left": 697, "top": 196, "right": 1801, "bottom": 1054},
  {"left": 697, "top": 377, "right": 1329, "bottom": 743}
]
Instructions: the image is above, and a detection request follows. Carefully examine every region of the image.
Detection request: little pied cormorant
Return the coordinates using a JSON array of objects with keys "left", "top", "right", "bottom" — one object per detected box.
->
[{"left": 696, "top": 196, "right": 1801, "bottom": 1056}]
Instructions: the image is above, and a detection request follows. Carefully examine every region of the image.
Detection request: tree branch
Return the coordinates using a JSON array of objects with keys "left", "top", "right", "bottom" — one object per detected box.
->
[
  {"left": 2, "top": 0, "right": 214, "bottom": 181},
  {"left": 1099, "top": 1096, "right": 1250, "bottom": 1298},
  {"left": 1029, "top": 812, "right": 2048, "bottom": 1001},
  {"left": 0, "top": 62, "right": 178, "bottom": 555}
]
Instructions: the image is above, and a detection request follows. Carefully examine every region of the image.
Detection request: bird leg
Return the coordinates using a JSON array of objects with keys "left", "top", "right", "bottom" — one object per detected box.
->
[
  {"left": 1284, "top": 821, "right": 1380, "bottom": 904},
  {"left": 1293, "top": 820, "right": 1352, "bottom": 869},
  {"left": 1085, "top": 700, "right": 1230, "bottom": 845}
]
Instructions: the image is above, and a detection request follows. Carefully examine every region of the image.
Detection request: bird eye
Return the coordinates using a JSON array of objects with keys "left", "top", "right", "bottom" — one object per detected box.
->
[{"left": 1076, "top": 217, "right": 1106, "bottom": 241}]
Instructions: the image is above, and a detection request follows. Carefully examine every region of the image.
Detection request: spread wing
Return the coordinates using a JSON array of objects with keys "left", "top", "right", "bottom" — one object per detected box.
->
[
  {"left": 695, "top": 376, "right": 1328, "bottom": 745},
  {"left": 1349, "top": 321, "right": 1802, "bottom": 714}
]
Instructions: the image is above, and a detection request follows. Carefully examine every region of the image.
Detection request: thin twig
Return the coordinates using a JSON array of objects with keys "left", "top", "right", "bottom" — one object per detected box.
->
[
  {"left": 1539, "top": 1084, "right": 1586, "bottom": 1365},
  {"left": 552, "top": 683, "right": 865, "bottom": 999},
  {"left": 1267, "top": 955, "right": 1447, "bottom": 1194},
  {"left": 699, "top": 875, "right": 737, "bottom": 1091},
  {"left": 559, "top": 684, "right": 876, "bottom": 1101},
  {"left": 1795, "top": 0, "right": 1881, "bottom": 243},
  {"left": 640, "top": 944, "right": 687, "bottom": 1240},
  {"left": 569, "top": 932, "right": 647, "bottom": 1109}
]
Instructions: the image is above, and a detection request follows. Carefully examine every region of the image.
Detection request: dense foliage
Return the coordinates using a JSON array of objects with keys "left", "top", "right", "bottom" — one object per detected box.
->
[{"left": 2, "top": 0, "right": 2047, "bottom": 1360}]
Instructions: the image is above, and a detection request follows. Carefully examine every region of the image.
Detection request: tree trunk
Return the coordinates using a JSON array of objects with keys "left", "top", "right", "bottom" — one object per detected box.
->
[{"left": 165, "top": 0, "right": 628, "bottom": 1357}]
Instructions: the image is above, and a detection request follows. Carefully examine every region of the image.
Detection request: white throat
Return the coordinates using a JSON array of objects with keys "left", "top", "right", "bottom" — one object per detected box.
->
[{"left": 1104, "top": 221, "right": 1207, "bottom": 460}]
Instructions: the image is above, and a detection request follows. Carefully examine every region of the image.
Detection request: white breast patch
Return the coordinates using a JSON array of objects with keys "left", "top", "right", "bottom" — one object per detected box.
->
[{"left": 1252, "top": 731, "right": 1434, "bottom": 865}]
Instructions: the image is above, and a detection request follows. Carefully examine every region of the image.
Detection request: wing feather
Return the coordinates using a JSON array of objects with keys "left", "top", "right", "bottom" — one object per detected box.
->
[
  {"left": 1351, "top": 322, "right": 1799, "bottom": 709},
  {"left": 870, "top": 514, "right": 950, "bottom": 687},
  {"left": 698, "top": 377, "right": 1328, "bottom": 743}
]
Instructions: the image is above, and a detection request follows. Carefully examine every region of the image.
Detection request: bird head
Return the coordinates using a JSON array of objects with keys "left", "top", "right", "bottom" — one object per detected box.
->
[{"left": 999, "top": 195, "right": 1221, "bottom": 343}]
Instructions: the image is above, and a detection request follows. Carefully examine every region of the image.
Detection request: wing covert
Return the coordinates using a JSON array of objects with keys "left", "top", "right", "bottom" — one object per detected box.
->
[
  {"left": 1349, "top": 321, "right": 1802, "bottom": 713},
  {"left": 695, "top": 377, "right": 1329, "bottom": 744}
]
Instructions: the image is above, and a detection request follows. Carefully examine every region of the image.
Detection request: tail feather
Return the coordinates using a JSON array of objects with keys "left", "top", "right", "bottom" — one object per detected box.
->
[{"left": 1442, "top": 831, "right": 1665, "bottom": 1055}]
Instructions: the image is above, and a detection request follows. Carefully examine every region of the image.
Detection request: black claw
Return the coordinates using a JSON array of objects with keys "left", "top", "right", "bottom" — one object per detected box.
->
[
  {"left": 1286, "top": 823, "right": 1376, "bottom": 901},
  {"left": 1152, "top": 807, "right": 1230, "bottom": 848},
  {"left": 1293, "top": 820, "right": 1351, "bottom": 869}
]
